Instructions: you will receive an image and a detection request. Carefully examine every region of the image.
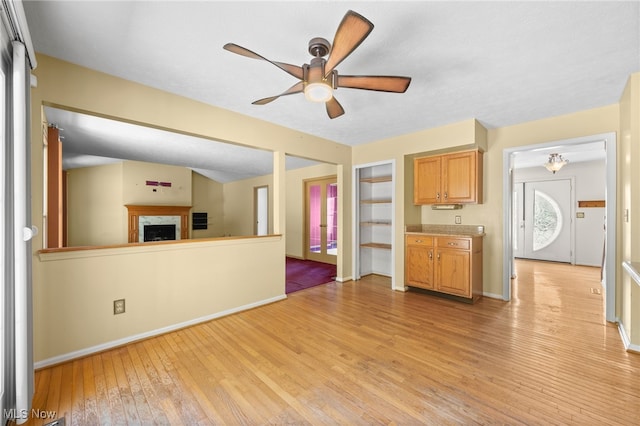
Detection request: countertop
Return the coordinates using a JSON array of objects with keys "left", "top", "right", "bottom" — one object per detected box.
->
[{"left": 405, "top": 224, "right": 485, "bottom": 237}]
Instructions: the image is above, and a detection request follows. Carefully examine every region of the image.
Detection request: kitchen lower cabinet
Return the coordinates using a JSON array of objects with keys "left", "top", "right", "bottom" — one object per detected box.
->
[
  {"left": 405, "top": 233, "right": 483, "bottom": 302},
  {"left": 405, "top": 235, "right": 434, "bottom": 289}
]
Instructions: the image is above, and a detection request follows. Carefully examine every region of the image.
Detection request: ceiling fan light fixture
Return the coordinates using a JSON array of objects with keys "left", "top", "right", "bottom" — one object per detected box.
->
[
  {"left": 544, "top": 153, "right": 568, "bottom": 174},
  {"left": 304, "top": 82, "right": 333, "bottom": 102}
]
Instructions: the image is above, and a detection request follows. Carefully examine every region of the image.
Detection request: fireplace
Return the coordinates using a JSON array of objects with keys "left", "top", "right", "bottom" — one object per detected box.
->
[
  {"left": 126, "top": 205, "right": 191, "bottom": 243},
  {"left": 144, "top": 224, "right": 176, "bottom": 242}
]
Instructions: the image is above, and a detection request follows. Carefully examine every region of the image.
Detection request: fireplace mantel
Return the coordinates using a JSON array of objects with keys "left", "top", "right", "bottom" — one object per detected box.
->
[{"left": 126, "top": 205, "right": 191, "bottom": 243}]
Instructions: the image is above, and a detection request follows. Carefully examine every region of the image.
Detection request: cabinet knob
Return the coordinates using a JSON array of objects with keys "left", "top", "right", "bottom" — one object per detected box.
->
[
  {"left": 444, "top": 192, "right": 448, "bottom": 200},
  {"left": 415, "top": 239, "right": 422, "bottom": 243},
  {"left": 448, "top": 242, "right": 456, "bottom": 246},
  {"left": 428, "top": 251, "right": 433, "bottom": 260},
  {"left": 436, "top": 192, "right": 440, "bottom": 200}
]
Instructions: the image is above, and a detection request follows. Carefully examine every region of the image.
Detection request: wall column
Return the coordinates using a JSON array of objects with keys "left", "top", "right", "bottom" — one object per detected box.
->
[{"left": 272, "top": 151, "right": 286, "bottom": 235}]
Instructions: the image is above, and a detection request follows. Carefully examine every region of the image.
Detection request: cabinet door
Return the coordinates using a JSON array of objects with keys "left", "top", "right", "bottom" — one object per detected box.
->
[
  {"left": 435, "top": 248, "right": 470, "bottom": 297},
  {"left": 414, "top": 156, "right": 441, "bottom": 204},
  {"left": 442, "top": 151, "right": 478, "bottom": 204},
  {"left": 406, "top": 243, "right": 434, "bottom": 289}
]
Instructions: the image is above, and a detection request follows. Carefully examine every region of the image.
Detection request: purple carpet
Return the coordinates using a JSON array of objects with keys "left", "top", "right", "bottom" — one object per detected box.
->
[{"left": 286, "top": 257, "right": 337, "bottom": 294}]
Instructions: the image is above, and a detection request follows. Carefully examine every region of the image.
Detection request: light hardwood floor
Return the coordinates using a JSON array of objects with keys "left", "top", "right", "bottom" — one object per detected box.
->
[{"left": 23, "top": 260, "right": 640, "bottom": 425}]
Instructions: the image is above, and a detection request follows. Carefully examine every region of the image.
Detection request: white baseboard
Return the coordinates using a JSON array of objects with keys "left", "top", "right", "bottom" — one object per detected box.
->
[
  {"left": 618, "top": 322, "right": 640, "bottom": 353},
  {"left": 482, "top": 292, "right": 505, "bottom": 300},
  {"left": 35, "top": 294, "right": 287, "bottom": 369}
]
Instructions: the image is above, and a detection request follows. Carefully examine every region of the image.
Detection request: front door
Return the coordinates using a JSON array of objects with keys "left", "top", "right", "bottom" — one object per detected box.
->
[
  {"left": 516, "top": 179, "right": 572, "bottom": 263},
  {"left": 305, "top": 176, "right": 337, "bottom": 265}
]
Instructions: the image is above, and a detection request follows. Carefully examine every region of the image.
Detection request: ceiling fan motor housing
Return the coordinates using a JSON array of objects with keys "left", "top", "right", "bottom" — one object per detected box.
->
[
  {"left": 304, "top": 58, "right": 336, "bottom": 88},
  {"left": 308, "top": 37, "right": 331, "bottom": 58}
]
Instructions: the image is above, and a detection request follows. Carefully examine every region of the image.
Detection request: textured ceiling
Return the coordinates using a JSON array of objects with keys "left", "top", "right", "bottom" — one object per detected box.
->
[{"left": 24, "top": 1, "right": 639, "bottom": 180}]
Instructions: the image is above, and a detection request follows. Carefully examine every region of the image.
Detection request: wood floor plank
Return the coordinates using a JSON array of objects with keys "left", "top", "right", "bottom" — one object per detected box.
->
[
  {"left": 21, "top": 260, "right": 640, "bottom": 425},
  {"left": 125, "top": 344, "right": 172, "bottom": 425},
  {"left": 100, "top": 350, "right": 126, "bottom": 425},
  {"left": 69, "top": 360, "right": 85, "bottom": 426}
]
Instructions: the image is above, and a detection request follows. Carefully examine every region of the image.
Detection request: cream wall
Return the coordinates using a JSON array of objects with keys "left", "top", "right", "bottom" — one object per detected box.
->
[
  {"left": 191, "top": 171, "right": 224, "bottom": 239},
  {"left": 122, "top": 160, "right": 192, "bottom": 206},
  {"left": 66, "top": 162, "right": 124, "bottom": 246},
  {"left": 221, "top": 162, "right": 338, "bottom": 257},
  {"left": 36, "top": 236, "right": 285, "bottom": 363},
  {"left": 285, "top": 163, "right": 338, "bottom": 258},
  {"left": 352, "top": 119, "right": 487, "bottom": 291},
  {"left": 353, "top": 106, "right": 620, "bottom": 300},
  {"left": 223, "top": 174, "right": 272, "bottom": 237},
  {"left": 31, "top": 55, "right": 352, "bottom": 364},
  {"left": 66, "top": 161, "right": 201, "bottom": 246},
  {"left": 485, "top": 106, "right": 619, "bottom": 297},
  {"left": 619, "top": 73, "right": 640, "bottom": 345}
]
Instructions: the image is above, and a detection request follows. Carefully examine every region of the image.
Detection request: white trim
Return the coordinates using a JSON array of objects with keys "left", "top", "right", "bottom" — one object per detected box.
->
[
  {"left": 34, "top": 294, "right": 288, "bottom": 369},
  {"left": 0, "top": 1, "right": 36, "bottom": 69},
  {"left": 12, "top": 40, "right": 30, "bottom": 423},
  {"left": 618, "top": 322, "right": 640, "bottom": 353},
  {"left": 38, "top": 235, "right": 283, "bottom": 262},
  {"left": 503, "top": 132, "right": 617, "bottom": 323},
  {"left": 622, "top": 261, "right": 640, "bottom": 286},
  {"left": 482, "top": 292, "right": 504, "bottom": 300},
  {"left": 352, "top": 159, "right": 396, "bottom": 289}
]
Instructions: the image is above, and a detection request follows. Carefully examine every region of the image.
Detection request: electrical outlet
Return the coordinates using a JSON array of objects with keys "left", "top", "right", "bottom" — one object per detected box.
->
[
  {"left": 455, "top": 215, "right": 462, "bottom": 224},
  {"left": 113, "top": 299, "right": 125, "bottom": 315}
]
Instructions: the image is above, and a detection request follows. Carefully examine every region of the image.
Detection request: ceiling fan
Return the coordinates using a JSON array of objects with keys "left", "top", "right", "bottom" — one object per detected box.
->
[{"left": 223, "top": 10, "right": 411, "bottom": 119}]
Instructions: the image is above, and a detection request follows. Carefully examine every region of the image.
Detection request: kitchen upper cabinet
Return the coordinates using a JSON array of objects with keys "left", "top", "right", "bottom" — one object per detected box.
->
[{"left": 414, "top": 150, "right": 483, "bottom": 205}]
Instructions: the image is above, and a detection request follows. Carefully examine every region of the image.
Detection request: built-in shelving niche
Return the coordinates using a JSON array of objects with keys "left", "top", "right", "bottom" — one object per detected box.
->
[{"left": 354, "top": 161, "right": 394, "bottom": 285}]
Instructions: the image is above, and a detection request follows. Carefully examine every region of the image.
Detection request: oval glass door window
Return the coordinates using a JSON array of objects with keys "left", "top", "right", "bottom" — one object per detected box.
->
[{"left": 533, "top": 190, "right": 563, "bottom": 251}]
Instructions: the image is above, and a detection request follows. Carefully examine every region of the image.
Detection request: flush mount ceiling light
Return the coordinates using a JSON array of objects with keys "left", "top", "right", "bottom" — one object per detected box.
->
[
  {"left": 223, "top": 10, "right": 411, "bottom": 119},
  {"left": 303, "top": 54, "right": 335, "bottom": 102},
  {"left": 304, "top": 82, "right": 333, "bottom": 102},
  {"left": 544, "top": 153, "right": 568, "bottom": 174}
]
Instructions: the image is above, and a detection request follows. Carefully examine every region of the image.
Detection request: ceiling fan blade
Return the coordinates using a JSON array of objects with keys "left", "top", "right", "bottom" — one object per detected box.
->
[
  {"left": 324, "top": 10, "right": 374, "bottom": 77},
  {"left": 252, "top": 81, "right": 304, "bottom": 105},
  {"left": 326, "top": 97, "right": 345, "bottom": 119},
  {"left": 223, "top": 43, "right": 304, "bottom": 79},
  {"left": 337, "top": 75, "right": 411, "bottom": 93}
]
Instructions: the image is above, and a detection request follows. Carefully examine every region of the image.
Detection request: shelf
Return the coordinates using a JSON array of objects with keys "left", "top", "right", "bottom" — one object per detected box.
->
[
  {"left": 360, "top": 242, "right": 392, "bottom": 250},
  {"left": 360, "top": 176, "right": 392, "bottom": 184},
  {"left": 357, "top": 164, "right": 393, "bottom": 278},
  {"left": 360, "top": 199, "right": 392, "bottom": 204}
]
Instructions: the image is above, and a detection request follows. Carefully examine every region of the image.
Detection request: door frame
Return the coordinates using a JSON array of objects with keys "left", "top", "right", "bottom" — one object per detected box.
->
[
  {"left": 502, "top": 132, "right": 617, "bottom": 323},
  {"left": 514, "top": 177, "right": 575, "bottom": 264},
  {"left": 303, "top": 175, "right": 337, "bottom": 264}
]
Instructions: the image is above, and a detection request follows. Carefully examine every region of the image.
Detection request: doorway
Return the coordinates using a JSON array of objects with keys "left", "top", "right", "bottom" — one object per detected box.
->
[
  {"left": 502, "top": 132, "right": 616, "bottom": 322},
  {"left": 254, "top": 185, "right": 268, "bottom": 236},
  {"left": 304, "top": 176, "right": 337, "bottom": 265},
  {"left": 513, "top": 179, "right": 573, "bottom": 263}
]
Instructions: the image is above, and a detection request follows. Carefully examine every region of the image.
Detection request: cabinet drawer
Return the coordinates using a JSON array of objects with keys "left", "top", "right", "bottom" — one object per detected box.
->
[
  {"left": 437, "top": 237, "right": 470, "bottom": 250},
  {"left": 405, "top": 235, "right": 433, "bottom": 246}
]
